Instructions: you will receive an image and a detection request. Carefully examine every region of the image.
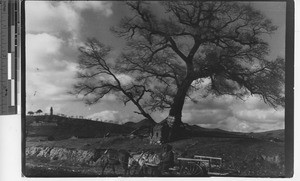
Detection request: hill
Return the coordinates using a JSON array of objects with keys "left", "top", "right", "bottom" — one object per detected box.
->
[
  {"left": 123, "top": 119, "right": 248, "bottom": 138},
  {"left": 182, "top": 124, "right": 285, "bottom": 141},
  {"left": 184, "top": 124, "right": 248, "bottom": 138},
  {"left": 247, "top": 129, "right": 284, "bottom": 142},
  {"left": 123, "top": 121, "right": 136, "bottom": 128},
  {"left": 26, "top": 115, "right": 135, "bottom": 140},
  {"left": 135, "top": 118, "right": 157, "bottom": 128},
  {"left": 123, "top": 118, "right": 156, "bottom": 129},
  {"left": 26, "top": 115, "right": 284, "bottom": 142}
]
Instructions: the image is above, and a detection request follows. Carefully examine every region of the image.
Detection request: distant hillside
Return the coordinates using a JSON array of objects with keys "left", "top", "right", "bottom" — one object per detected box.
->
[
  {"left": 124, "top": 120, "right": 248, "bottom": 138},
  {"left": 123, "top": 121, "right": 136, "bottom": 128},
  {"left": 26, "top": 115, "right": 284, "bottom": 142},
  {"left": 185, "top": 124, "right": 285, "bottom": 141},
  {"left": 247, "top": 129, "right": 285, "bottom": 142},
  {"left": 124, "top": 118, "right": 156, "bottom": 129},
  {"left": 183, "top": 124, "right": 247, "bottom": 138},
  {"left": 26, "top": 115, "right": 135, "bottom": 140},
  {"left": 122, "top": 119, "right": 156, "bottom": 137},
  {"left": 184, "top": 124, "right": 285, "bottom": 141}
]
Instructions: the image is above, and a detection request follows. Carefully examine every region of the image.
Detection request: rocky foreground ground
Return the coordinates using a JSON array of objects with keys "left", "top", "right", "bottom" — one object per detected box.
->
[{"left": 25, "top": 135, "right": 285, "bottom": 177}]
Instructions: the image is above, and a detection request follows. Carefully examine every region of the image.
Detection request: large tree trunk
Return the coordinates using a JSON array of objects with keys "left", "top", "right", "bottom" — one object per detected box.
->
[{"left": 167, "top": 76, "right": 194, "bottom": 141}]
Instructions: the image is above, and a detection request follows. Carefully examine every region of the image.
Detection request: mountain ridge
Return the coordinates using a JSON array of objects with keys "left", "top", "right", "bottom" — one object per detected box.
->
[{"left": 26, "top": 115, "right": 284, "bottom": 141}]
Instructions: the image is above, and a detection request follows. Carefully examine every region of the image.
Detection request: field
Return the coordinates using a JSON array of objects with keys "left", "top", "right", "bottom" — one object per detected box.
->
[{"left": 24, "top": 115, "right": 285, "bottom": 177}]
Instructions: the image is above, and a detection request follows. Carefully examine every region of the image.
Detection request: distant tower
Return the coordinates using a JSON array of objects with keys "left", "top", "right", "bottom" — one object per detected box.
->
[{"left": 50, "top": 107, "right": 53, "bottom": 116}]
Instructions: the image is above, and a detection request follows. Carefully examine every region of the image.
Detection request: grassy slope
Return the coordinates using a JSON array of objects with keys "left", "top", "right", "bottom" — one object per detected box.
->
[
  {"left": 26, "top": 115, "right": 135, "bottom": 139},
  {"left": 248, "top": 129, "right": 285, "bottom": 141}
]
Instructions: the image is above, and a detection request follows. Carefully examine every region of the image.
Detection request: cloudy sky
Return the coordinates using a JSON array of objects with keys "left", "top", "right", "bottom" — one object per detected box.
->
[{"left": 26, "top": 1, "right": 286, "bottom": 133}]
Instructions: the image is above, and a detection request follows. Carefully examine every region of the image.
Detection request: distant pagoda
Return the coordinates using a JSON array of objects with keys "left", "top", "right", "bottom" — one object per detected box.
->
[{"left": 50, "top": 107, "right": 53, "bottom": 116}]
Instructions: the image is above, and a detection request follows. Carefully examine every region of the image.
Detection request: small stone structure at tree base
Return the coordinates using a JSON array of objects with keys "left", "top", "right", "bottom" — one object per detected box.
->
[
  {"left": 150, "top": 123, "right": 167, "bottom": 144},
  {"left": 150, "top": 116, "right": 175, "bottom": 144}
]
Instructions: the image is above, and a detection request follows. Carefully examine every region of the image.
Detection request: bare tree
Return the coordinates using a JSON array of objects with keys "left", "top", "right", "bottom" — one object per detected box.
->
[
  {"left": 111, "top": 1, "right": 285, "bottom": 140},
  {"left": 71, "top": 38, "right": 154, "bottom": 122},
  {"left": 28, "top": 111, "right": 34, "bottom": 116},
  {"left": 36, "top": 109, "right": 43, "bottom": 115}
]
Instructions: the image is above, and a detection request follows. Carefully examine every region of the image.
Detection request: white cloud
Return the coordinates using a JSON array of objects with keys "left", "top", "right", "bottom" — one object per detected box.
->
[
  {"left": 95, "top": 73, "right": 134, "bottom": 86},
  {"left": 116, "top": 74, "right": 134, "bottom": 85},
  {"left": 86, "top": 110, "right": 136, "bottom": 124},
  {"left": 235, "top": 109, "right": 284, "bottom": 124},
  {"left": 182, "top": 109, "right": 233, "bottom": 125},
  {"left": 101, "top": 94, "right": 118, "bottom": 101},
  {"left": 219, "top": 117, "right": 255, "bottom": 132},
  {"left": 26, "top": 33, "right": 79, "bottom": 109},
  {"left": 198, "top": 117, "right": 257, "bottom": 133},
  {"left": 26, "top": 33, "right": 63, "bottom": 70},
  {"left": 183, "top": 94, "right": 284, "bottom": 132},
  {"left": 87, "top": 110, "right": 119, "bottom": 121}
]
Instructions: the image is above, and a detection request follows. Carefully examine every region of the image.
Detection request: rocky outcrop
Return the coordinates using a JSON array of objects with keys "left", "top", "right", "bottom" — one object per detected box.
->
[
  {"left": 261, "top": 154, "right": 283, "bottom": 166},
  {"left": 26, "top": 146, "right": 103, "bottom": 165}
]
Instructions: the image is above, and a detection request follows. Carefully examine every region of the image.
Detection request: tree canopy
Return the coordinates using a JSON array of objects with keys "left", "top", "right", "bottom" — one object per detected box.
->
[
  {"left": 112, "top": 1, "right": 284, "bottom": 108},
  {"left": 36, "top": 109, "right": 43, "bottom": 115},
  {"left": 28, "top": 111, "right": 34, "bottom": 115}
]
